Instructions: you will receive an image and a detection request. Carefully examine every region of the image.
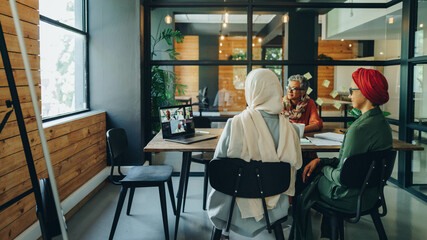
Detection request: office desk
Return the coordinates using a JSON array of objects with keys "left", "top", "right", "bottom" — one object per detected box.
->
[
  {"left": 144, "top": 128, "right": 222, "bottom": 240},
  {"left": 144, "top": 128, "right": 423, "bottom": 239},
  {"left": 302, "top": 129, "right": 425, "bottom": 152}
]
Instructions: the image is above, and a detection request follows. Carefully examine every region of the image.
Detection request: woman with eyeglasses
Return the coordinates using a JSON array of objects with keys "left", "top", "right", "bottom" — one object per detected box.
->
[
  {"left": 283, "top": 74, "right": 323, "bottom": 132},
  {"left": 292, "top": 68, "right": 392, "bottom": 240}
]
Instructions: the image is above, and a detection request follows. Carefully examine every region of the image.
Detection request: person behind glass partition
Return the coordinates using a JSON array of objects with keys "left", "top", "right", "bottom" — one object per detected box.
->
[{"left": 207, "top": 68, "right": 303, "bottom": 239}]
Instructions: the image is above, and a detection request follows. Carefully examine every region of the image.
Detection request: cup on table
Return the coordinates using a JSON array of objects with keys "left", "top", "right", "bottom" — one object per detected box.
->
[{"left": 292, "top": 123, "right": 305, "bottom": 139}]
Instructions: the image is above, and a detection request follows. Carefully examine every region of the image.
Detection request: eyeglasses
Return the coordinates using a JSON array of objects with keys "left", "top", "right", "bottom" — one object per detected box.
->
[
  {"left": 349, "top": 88, "right": 360, "bottom": 95},
  {"left": 286, "top": 86, "right": 303, "bottom": 92}
]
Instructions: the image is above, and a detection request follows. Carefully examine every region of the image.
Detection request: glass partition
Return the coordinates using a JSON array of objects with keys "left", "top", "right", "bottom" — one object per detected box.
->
[
  {"left": 415, "top": 0, "right": 427, "bottom": 57},
  {"left": 414, "top": 64, "right": 427, "bottom": 124},
  {"left": 151, "top": 8, "right": 247, "bottom": 61},
  {"left": 319, "top": 4, "right": 402, "bottom": 61}
]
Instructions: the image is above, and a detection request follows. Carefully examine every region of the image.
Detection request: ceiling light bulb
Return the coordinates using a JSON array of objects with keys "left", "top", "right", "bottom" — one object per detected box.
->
[
  {"left": 258, "top": 38, "right": 262, "bottom": 43},
  {"left": 223, "top": 22, "right": 227, "bottom": 28},
  {"left": 220, "top": 35, "right": 225, "bottom": 40},
  {"left": 341, "top": 39, "right": 344, "bottom": 41},
  {"left": 225, "top": 12, "right": 229, "bottom": 23},
  {"left": 219, "top": 50, "right": 222, "bottom": 53},
  {"left": 388, "top": 17, "right": 394, "bottom": 24},
  {"left": 420, "top": 23, "right": 424, "bottom": 28},
  {"left": 379, "top": 52, "right": 384, "bottom": 55},
  {"left": 349, "top": 43, "right": 352, "bottom": 47},
  {"left": 165, "top": 14, "right": 172, "bottom": 24},
  {"left": 220, "top": 43, "right": 223, "bottom": 46},
  {"left": 282, "top": 14, "right": 289, "bottom": 23},
  {"left": 252, "top": 43, "right": 255, "bottom": 47}
]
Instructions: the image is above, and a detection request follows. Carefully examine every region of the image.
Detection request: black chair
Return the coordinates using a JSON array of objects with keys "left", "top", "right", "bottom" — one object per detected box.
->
[
  {"left": 106, "top": 128, "right": 177, "bottom": 240},
  {"left": 311, "top": 150, "right": 397, "bottom": 240},
  {"left": 209, "top": 158, "right": 291, "bottom": 240},
  {"left": 182, "top": 116, "right": 212, "bottom": 211}
]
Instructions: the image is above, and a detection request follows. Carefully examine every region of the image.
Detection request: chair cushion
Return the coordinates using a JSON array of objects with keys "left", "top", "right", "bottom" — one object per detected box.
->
[{"left": 121, "top": 165, "right": 173, "bottom": 183}]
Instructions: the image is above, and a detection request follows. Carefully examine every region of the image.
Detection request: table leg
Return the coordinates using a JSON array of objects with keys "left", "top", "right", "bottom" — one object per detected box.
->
[
  {"left": 319, "top": 105, "right": 322, "bottom": 118},
  {"left": 174, "top": 152, "right": 190, "bottom": 240}
]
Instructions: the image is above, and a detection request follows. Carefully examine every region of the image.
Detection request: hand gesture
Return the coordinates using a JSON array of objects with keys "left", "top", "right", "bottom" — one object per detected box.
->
[{"left": 303, "top": 158, "right": 320, "bottom": 183}]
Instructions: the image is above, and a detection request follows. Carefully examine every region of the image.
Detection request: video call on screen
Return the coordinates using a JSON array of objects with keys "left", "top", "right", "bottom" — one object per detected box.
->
[{"left": 160, "top": 106, "right": 194, "bottom": 135}]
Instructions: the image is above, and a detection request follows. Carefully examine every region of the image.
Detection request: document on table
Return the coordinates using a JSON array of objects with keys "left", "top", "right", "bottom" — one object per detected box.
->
[
  {"left": 313, "top": 132, "right": 344, "bottom": 142},
  {"left": 300, "top": 138, "right": 312, "bottom": 145},
  {"left": 306, "top": 137, "right": 341, "bottom": 146}
]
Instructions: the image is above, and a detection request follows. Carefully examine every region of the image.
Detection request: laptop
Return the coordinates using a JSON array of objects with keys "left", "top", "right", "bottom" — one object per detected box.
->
[{"left": 159, "top": 104, "right": 217, "bottom": 144}]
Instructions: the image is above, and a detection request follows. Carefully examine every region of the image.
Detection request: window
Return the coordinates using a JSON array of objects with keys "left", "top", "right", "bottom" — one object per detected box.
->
[{"left": 40, "top": 0, "right": 87, "bottom": 119}]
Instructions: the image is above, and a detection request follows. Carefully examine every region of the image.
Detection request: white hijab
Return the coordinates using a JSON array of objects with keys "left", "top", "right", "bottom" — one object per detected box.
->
[{"left": 226, "top": 68, "right": 302, "bottom": 221}]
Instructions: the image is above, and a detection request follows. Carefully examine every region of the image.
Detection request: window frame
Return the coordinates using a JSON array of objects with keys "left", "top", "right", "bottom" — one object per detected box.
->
[{"left": 39, "top": 0, "right": 89, "bottom": 121}]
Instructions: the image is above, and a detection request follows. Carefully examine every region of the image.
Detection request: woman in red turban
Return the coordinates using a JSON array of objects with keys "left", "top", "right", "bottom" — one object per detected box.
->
[{"left": 291, "top": 68, "right": 393, "bottom": 240}]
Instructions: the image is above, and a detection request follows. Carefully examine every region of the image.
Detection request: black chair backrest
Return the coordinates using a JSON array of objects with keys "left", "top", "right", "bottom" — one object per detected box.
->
[
  {"left": 193, "top": 116, "right": 211, "bottom": 128},
  {"left": 106, "top": 128, "right": 128, "bottom": 164},
  {"left": 340, "top": 150, "right": 396, "bottom": 189},
  {"left": 209, "top": 158, "right": 291, "bottom": 198}
]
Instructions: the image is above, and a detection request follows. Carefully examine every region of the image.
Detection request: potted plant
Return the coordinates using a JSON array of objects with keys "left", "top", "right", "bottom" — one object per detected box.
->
[{"left": 151, "top": 28, "right": 186, "bottom": 132}]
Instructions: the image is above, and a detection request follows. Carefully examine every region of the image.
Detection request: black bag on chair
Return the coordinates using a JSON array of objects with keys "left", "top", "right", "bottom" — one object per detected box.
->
[{"left": 36, "top": 178, "right": 67, "bottom": 238}]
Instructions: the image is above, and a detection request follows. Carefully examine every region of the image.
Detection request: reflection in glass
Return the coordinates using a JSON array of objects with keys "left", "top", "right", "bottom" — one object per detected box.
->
[
  {"left": 40, "top": 22, "right": 87, "bottom": 118},
  {"left": 414, "top": 65, "right": 427, "bottom": 124},
  {"left": 151, "top": 8, "right": 247, "bottom": 61},
  {"left": 40, "top": 0, "right": 84, "bottom": 30},
  {"left": 382, "top": 65, "right": 400, "bottom": 120},
  {"left": 252, "top": 11, "right": 286, "bottom": 60},
  {"left": 320, "top": 4, "right": 402, "bottom": 60},
  {"left": 411, "top": 130, "right": 427, "bottom": 188},
  {"left": 158, "top": 66, "right": 248, "bottom": 116},
  {"left": 415, "top": 0, "right": 427, "bottom": 57}
]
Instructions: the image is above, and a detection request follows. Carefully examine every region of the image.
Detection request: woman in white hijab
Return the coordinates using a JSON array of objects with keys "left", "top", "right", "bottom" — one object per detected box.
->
[{"left": 207, "top": 68, "right": 303, "bottom": 239}]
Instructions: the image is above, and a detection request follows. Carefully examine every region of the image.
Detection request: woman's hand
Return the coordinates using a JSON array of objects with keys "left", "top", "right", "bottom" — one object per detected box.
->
[{"left": 303, "top": 158, "right": 321, "bottom": 183}]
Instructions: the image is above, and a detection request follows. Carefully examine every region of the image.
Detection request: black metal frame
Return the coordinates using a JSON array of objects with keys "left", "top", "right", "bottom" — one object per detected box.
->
[
  {"left": 143, "top": 0, "right": 427, "bottom": 201},
  {"left": 40, "top": 0, "right": 89, "bottom": 122}
]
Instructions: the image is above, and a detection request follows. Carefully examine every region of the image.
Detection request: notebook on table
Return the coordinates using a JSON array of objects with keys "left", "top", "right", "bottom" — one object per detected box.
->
[{"left": 159, "top": 104, "right": 217, "bottom": 144}]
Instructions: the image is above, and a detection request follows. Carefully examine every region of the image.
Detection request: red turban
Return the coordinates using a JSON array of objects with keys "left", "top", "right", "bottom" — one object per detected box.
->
[{"left": 352, "top": 68, "right": 389, "bottom": 105}]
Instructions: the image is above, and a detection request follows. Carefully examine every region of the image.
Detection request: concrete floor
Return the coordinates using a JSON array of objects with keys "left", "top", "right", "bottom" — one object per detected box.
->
[{"left": 66, "top": 176, "right": 427, "bottom": 240}]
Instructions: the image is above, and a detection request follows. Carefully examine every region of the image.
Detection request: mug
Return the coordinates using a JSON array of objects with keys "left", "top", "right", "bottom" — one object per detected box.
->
[{"left": 292, "top": 123, "right": 305, "bottom": 138}]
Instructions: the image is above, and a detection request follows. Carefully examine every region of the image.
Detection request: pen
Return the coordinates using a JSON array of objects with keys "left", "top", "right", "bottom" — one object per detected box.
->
[
  {"left": 196, "top": 130, "right": 210, "bottom": 134},
  {"left": 339, "top": 130, "right": 346, "bottom": 134}
]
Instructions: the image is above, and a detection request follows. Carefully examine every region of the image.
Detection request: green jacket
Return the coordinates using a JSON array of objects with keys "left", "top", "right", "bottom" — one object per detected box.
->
[{"left": 318, "top": 107, "right": 393, "bottom": 208}]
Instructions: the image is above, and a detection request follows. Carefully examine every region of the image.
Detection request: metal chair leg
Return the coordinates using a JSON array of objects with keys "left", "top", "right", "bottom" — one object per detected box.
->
[
  {"left": 182, "top": 159, "right": 191, "bottom": 212},
  {"left": 338, "top": 219, "right": 345, "bottom": 240},
  {"left": 330, "top": 215, "right": 339, "bottom": 240},
  {"left": 167, "top": 179, "right": 177, "bottom": 215},
  {"left": 273, "top": 223, "right": 285, "bottom": 240},
  {"left": 371, "top": 210, "right": 388, "bottom": 240},
  {"left": 211, "top": 226, "right": 222, "bottom": 240},
  {"left": 127, "top": 187, "right": 135, "bottom": 215},
  {"left": 159, "top": 184, "right": 170, "bottom": 240},
  {"left": 109, "top": 186, "right": 128, "bottom": 240},
  {"left": 203, "top": 163, "right": 209, "bottom": 211}
]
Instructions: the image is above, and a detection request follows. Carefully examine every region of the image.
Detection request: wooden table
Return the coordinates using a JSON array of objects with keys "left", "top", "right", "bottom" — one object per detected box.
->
[
  {"left": 144, "top": 128, "right": 423, "bottom": 239},
  {"left": 144, "top": 128, "right": 222, "bottom": 240},
  {"left": 302, "top": 129, "right": 425, "bottom": 152}
]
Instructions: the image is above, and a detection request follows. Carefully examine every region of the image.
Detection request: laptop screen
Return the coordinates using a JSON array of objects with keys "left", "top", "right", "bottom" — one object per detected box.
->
[{"left": 159, "top": 104, "right": 195, "bottom": 138}]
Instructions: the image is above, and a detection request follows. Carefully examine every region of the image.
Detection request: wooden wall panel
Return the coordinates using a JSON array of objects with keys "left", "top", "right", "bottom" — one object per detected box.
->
[
  {"left": 0, "top": 2, "right": 107, "bottom": 239},
  {"left": 175, "top": 35, "right": 199, "bottom": 105}
]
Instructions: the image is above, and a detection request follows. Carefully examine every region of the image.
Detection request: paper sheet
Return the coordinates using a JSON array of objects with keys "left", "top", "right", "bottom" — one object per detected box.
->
[
  {"left": 306, "top": 137, "right": 341, "bottom": 146},
  {"left": 330, "top": 90, "right": 338, "bottom": 98},
  {"left": 306, "top": 87, "right": 313, "bottom": 95},
  {"left": 313, "top": 132, "right": 344, "bottom": 142},
  {"left": 333, "top": 102, "right": 342, "bottom": 109},
  {"left": 316, "top": 98, "right": 323, "bottom": 106},
  {"left": 322, "top": 79, "right": 331, "bottom": 88},
  {"left": 304, "top": 72, "right": 312, "bottom": 80},
  {"left": 300, "top": 138, "right": 312, "bottom": 145}
]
